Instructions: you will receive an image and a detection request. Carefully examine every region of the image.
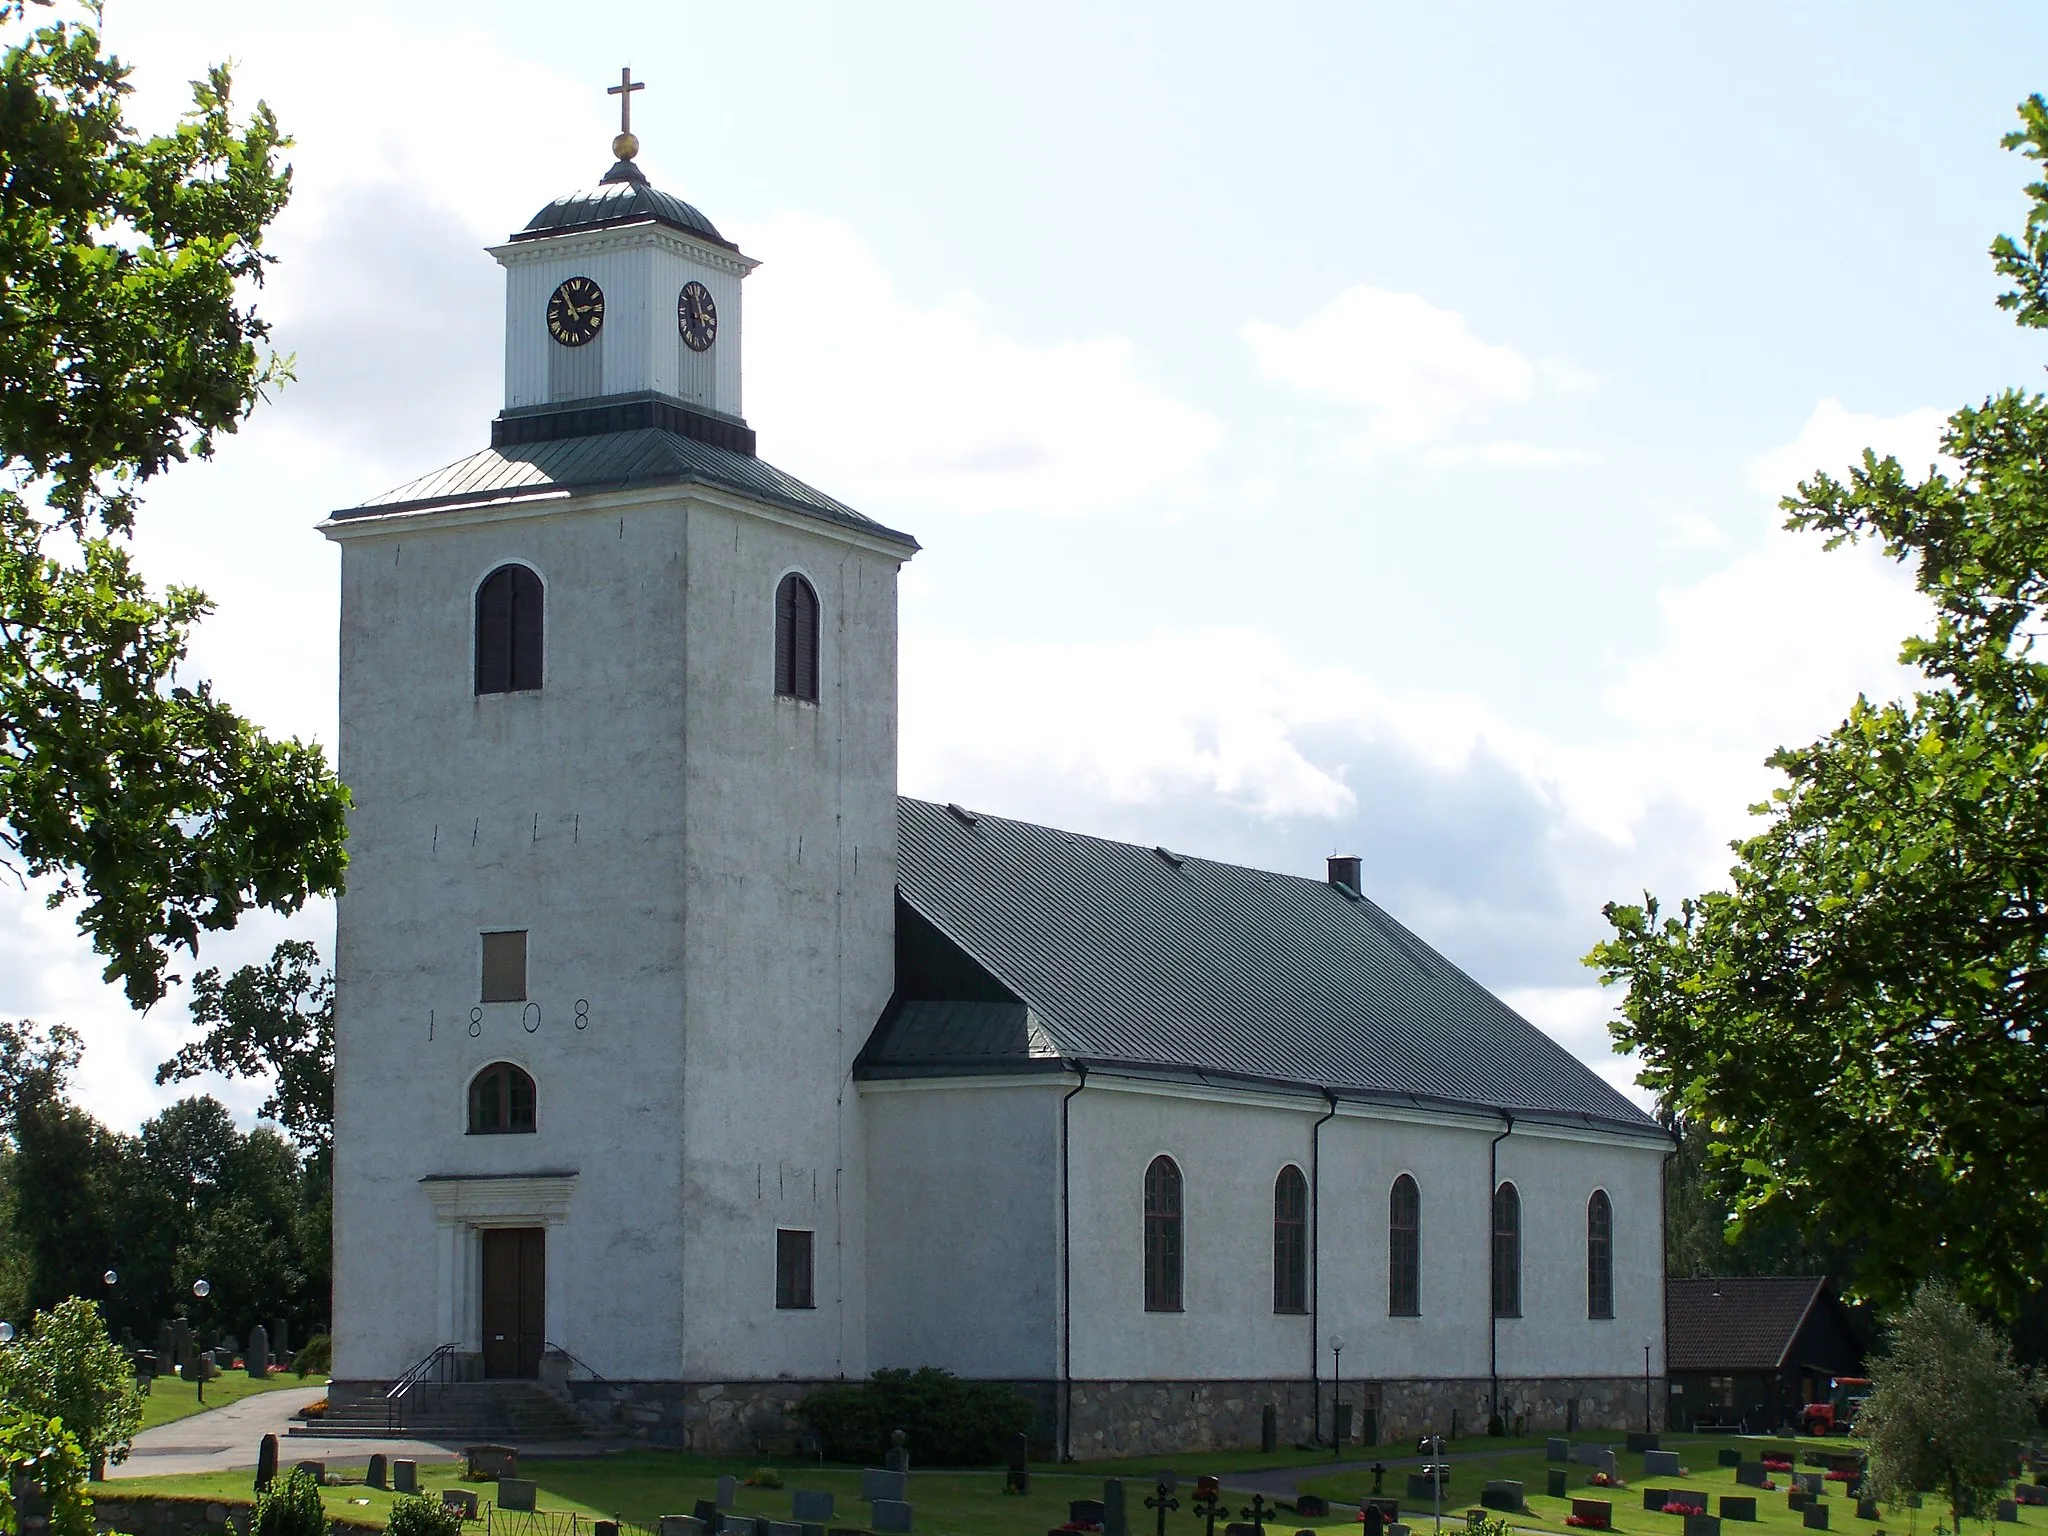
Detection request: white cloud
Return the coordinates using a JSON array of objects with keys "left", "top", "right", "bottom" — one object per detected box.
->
[
  {"left": 746, "top": 215, "right": 1223, "bottom": 517},
  {"left": 1243, "top": 285, "right": 1592, "bottom": 458},
  {"left": 1499, "top": 986, "right": 1651, "bottom": 1108},
  {"left": 1746, "top": 397, "right": 1952, "bottom": 501}
]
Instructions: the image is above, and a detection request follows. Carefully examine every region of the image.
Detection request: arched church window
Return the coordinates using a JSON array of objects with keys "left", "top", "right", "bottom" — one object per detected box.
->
[
  {"left": 1492, "top": 1181, "right": 1522, "bottom": 1318},
  {"left": 1272, "top": 1165, "right": 1307, "bottom": 1314},
  {"left": 774, "top": 572, "right": 820, "bottom": 702},
  {"left": 475, "top": 564, "right": 544, "bottom": 695},
  {"left": 1143, "top": 1155, "right": 1183, "bottom": 1312},
  {"left": 468, "top": 1062, "right": 536, "bottom": 1134},
  {"left": 1388, "top": 1173, "right": 1421, "bottom": 1316},
  {"left": 1587, "top": 1189, "right": 1615, "bottom": 1319}
]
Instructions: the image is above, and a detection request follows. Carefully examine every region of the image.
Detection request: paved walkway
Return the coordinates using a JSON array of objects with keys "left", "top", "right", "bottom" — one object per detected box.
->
[{"left": 108, "top": 1389, "right": 466, "bottom": 1479}]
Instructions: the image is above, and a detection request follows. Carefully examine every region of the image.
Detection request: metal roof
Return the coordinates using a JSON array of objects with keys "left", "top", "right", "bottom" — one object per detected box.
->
[
  {"left": 515, "top": 159, "right": 732, "bottom": 248},
  {"left": 864, "top": 797, "right": 1664, "bottom": 1138},
  {"left": 331, "top": 428, "right": 918, "bottom": 549},
  {"left": 1667, "top": 1277, "right": 1834, "bottom": 1373}
]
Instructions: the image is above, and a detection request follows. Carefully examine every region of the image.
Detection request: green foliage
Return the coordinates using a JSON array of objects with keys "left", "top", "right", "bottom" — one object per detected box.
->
[
  {"left": 1859, "top": 1281, "right": 2039, "bottom": 1528},
  {"left": 0, "top": 1403, "right": 92, "bottom": 1536},
  {"left": 795, "top": 1366, "right": 1036, "bottom": 1466},
  {"left": 0, "top": 1296, "right": 141, "bottom": 1468},
  {"left": 158, "top": 942, "right": 333, "bottom": 1157},
  {"left": 252, "top": 1465, "right": 327, "bottom": 1536},
  {"left": 0, "top": 5, "right": 348, "bottom": 1008},
  {"left": 293, "top": 1333, "right": 330, "bottom": 1378},
  {"left": 384, "top": 1495, "right": 462, "bottom": 1536},
  {"left": 1588, "top": 96, "right": 2048, "bottom": 1318}
]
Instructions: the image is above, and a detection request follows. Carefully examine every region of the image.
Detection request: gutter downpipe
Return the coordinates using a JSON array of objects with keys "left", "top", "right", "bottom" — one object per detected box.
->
[
  {"left": 1059, "top": 1062, "right": 1089, "bottom": 1461},
  {"left": 1309, "top": 1089, "right": 1339, "bottom": 1444},
  {"left": 1488, "top": 1110, "right": 1514, "bottom": 1430}
]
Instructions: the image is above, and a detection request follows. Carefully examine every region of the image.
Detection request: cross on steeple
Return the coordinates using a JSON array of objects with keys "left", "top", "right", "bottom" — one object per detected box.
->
[{"left": 609, "top": 67, "right": 644, "bottom": 134}]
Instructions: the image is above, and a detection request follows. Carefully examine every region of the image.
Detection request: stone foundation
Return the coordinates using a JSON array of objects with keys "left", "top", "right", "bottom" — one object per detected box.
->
[{"left": 90, "top": 1495, "right": 377, "bottom": 1536}]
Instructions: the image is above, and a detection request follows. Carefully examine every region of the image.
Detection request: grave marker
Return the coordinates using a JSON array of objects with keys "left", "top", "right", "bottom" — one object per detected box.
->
[
  {"left": 1629, "top": 1433, "right": 1662, "bottom": 1453},
  {"left": 656, "top": 1519, "right": 704, "bottom": 1536},
  {"left": 870, "top": 1500, "right": 913, "bottom": 1534},
  {"left": 864, "top": 1470, "right": 907, "bottom": 1504},
  {"left": 1719, "top": 1452, "right": 1743, "bottom": 1469},
  {"left": 1570, "top": 1500, "right": 1612, "bottom": 1531},
  {"left": 792, "top": 1492, "right": 834, "bottom": 1524},
  {"left": 467, "top": 1447, "right": 518, "bottom": 1480},
  {"left": 1071, "top": 1500, "right": 1106, "bottom": 1526},
  {"left": 1736, "top": 1466, "right": 1769, "bottom": 1490},
  {"left": 1646, "top": 1451, "right": 1683, "bottom": 1478},
  {"left": 254, "top": 1435, "right": 277, "bottom": 1493},
  {"left": 1481, "top": 1482, "right": 1524, "bottom": 1513},
  {"left": 717, "top": 1475, "right": 739, "bottom": 1509},
  {"left": 246, "top": 1325, "right": 270, "bottom": 1380},
  {"left": 1548, "top": 1471, "right": 1569, "bottom": 1500},
  {"left": 1720, "top": 1498, "right": 1758, "bottom": 1523},
  {"left": 1685, "top": 1517, "right": 1722, "bottom": 1536},
  {"left": 1006, "top": 1434, "right": 1029, "bottom": 1495},
  {"left": 1856, "top": 1500, "right": 1880, "bottom": 1521},
  {"left": 293, "top": 1461, "right": 325, "bottom": 1485},
  {"left": 394, "top": 1461, "right": 418, "bottom": 1495},
  {"left": 367, "top": 1454, "right": 387, "bottom": 1490},
  {"left": 1104, "top": 1478, "right": 1128, "bottom": 1536},
  {"left": 498, "top": 1479, "right": 538, "bottom": 1513},
  {"left": 885, "top": 1430, "right": 910, "bottom": 1476},
  {"left": 442, "top": 1491, "right": 479, "bottom": 1520},
  {"left": 1804, "top": 1506, "right": 1831, "bottom": 1531},
  {"left": 1548, "top": 1440, "right": 1571, "bottom": 1463},
  {"left": 1995, "top": 1501, "right": 2018, "bottom": 1524},
  {"left": 1643, "top": 1489, "right": 1672, "bottom": 1511},
  {"left": 2016, "top": 1486, "right": 2048, "bottom": 1507}
]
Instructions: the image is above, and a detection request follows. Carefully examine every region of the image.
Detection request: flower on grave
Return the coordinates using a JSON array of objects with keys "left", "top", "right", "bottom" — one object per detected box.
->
[
  {"left": 1826, "top": 1471, "right": 1853, "bottom": 1482},
  {"left": 1662, "top": 1503, "right": 1697, "bottom": 1515},
  {"left": 1565, "top": 1517, "right": 1597, "bottom": 1528},
  {"left": 1764, "top": 1460, "right": 1793, "bottom": 1472},
  {"left": 1760, "top": 1481, "right": 1779, "bottom": 1492}
]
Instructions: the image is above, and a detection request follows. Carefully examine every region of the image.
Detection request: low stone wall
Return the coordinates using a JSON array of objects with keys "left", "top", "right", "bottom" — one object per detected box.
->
[
  {"left": 91, "top": 1495, "right": 378, "bottom": 1536},
  {"left": 563, "top": 1378, "right": 831, "bottom": 1452}
]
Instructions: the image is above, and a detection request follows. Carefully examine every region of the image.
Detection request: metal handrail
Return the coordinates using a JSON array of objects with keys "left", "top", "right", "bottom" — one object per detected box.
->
[
  {"left": 385, "top": 1342, "right": 459, "bottom": 1429},
  {"left": 541, "top": 1340, "right": 607, "bottom": 1382}
]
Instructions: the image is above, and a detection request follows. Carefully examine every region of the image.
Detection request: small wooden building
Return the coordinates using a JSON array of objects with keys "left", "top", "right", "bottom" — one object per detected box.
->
[{"left": 1666, "top": 1277, "right": 1865, "bottom": 1432}]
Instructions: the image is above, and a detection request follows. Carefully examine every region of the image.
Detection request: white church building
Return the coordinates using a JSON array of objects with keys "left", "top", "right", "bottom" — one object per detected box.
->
[{"left": 322, "top": 111, "right": 1671, "bottom": 1457}]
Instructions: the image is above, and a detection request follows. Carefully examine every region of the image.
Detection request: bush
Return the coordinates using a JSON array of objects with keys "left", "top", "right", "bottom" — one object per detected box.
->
[
  {"left": 252, "top": 1466, "right": 326, "bottom": 1536},
  {"left": 0, "top": 1403, "right": 92, "bottom": 1536},
  {"left": 0, "top": 1298, "right": 143, "bottom": 1470},
  {"left": 293, "top": 1333, "right": 332, "bottom": 1378},
  {"left": 795, "top": 1366, "right": 1036, "bottom": 1466},
  {"left": 386, "top": 1495, "right": 463, "bottom": 1536}
]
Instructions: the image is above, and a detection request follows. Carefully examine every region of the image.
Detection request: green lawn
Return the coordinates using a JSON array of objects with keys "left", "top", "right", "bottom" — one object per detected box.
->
[{"left": 135, "top": 1372, "right": 313, "bottom": 1433}]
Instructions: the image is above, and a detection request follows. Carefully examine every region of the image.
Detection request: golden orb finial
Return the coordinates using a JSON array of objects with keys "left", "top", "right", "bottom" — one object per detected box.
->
[{"left": 613, "top": 130, "right": 640, "bottom": 161}]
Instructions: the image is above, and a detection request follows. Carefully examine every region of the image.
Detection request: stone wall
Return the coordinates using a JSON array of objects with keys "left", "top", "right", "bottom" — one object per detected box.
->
[
  {"left": 563, "top": 1378, "right": 829, "bottom": 1452},
  {"left": 91, "top": 1495, "right": 376, "bottom": 1536}
]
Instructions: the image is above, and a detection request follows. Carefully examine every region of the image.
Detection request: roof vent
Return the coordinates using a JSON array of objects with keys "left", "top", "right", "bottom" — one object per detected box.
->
[
  {"left": 1153, "top": 846, "right": 1185, "bottom": 869},
  {"left": 1326, "top": 854, "right": 1363, "bottom": 898},
  {"left": 945, "top": 802, "right": 980, "bottom": 827}
]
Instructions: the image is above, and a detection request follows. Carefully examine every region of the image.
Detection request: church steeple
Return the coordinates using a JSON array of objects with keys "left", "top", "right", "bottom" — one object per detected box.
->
[{"left": 487, "top": 70, "right": 759, "bottom": 454}]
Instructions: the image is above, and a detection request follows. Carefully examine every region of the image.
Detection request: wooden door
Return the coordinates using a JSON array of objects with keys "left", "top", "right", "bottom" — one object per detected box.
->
[{"left": 481, "top": 1227, "right": 545, "bottom": 1378}]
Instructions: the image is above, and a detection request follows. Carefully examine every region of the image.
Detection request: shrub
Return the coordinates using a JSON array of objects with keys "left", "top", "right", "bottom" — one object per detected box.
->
[
  {"left": 386, "top": 1495, "right": 463, "bottom": 1536},
  {"left": 744, "top": 1468, "right": 783, "bottom": 1489},
  {"left": 0, "top": 1404, "right": 92, "bottom": 1536},
  {"left": 294, "top": 1334, "right": 332, "bottom": 1378},
  {"left": 794, "top": 1366, "right": 1036, "bottom": 1465},
  {"left": 0, "top": 1298, "right": 143, "bottom": 1470},
  {"left": 252, "top": 1466, "right": 326, "bottom": 1536}
]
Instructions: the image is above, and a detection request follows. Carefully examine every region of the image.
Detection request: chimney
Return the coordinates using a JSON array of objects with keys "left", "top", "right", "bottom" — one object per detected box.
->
[{"left": 1326, "top": 855, "right": 1362, "bottom": 893}]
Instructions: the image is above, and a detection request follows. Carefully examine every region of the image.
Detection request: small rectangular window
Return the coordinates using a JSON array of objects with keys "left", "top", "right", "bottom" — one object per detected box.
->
[
  {"left": 776, "top": 1229, "right": 815, "bottom": 1310},
  {"left": 481, "top": 930, "right": 527, "bottom": 1003}
]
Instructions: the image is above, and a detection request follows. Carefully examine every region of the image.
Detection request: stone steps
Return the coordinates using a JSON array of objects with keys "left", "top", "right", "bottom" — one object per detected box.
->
[{"left": 288, "top": 1382, "right": 595, "bottom": 1442}]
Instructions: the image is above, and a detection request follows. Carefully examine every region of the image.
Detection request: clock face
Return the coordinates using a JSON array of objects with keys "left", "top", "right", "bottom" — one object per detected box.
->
[
  {"left": 678, "top": 280, "right": 718, "bottom": 352},
  {"left": 546, "top": 276, "right": 605, "bottom": 347}
]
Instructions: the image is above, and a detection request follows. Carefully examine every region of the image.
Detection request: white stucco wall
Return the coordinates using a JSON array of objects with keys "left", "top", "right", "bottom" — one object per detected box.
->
[{"left": 326, "top": 478, "right": 906, "bottom": 1385}]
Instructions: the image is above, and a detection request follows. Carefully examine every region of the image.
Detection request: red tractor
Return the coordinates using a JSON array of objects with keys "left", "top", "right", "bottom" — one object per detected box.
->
[{"left": 1802, "top": 1376, "right": 1870, "bottom": 1436}]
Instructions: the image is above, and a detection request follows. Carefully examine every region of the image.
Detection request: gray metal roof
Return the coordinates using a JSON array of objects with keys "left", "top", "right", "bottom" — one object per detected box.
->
[
  {"left": 332, "top": 429, "right": 918, "bottom": 549},
  {"left": 866, "top": 797, "right": 1662, "bottom": 1137},
  {"left": 515, "top": 160, "right": 732, "bottom": 248}
]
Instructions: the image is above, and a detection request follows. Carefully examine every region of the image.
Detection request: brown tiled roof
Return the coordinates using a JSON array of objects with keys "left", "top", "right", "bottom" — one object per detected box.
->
[{"left": 1668, "top": 1276, "right": 1829, "bottom": 1373}]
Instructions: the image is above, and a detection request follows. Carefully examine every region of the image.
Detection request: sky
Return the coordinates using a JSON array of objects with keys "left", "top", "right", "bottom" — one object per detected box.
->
[{"left": 4, "top": 0, "right": 2045, "bottom": 1132}]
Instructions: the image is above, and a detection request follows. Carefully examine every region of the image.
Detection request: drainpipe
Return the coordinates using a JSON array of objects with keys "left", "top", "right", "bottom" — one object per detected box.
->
[
  {"left": 1488, "top": 1110, "right": 1514, "bottom": 1430},
  {"left": 1309, "top": 1089, "right": 1338, "bottom": 1444},
  {"left": 1059, "top": 1062, "right": 1089, "bottom": 1461}
]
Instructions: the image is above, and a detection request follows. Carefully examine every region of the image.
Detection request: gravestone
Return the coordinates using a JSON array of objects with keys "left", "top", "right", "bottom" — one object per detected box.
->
[
  {"left": 1720, "top": 1498, "right": 1758, "bottom": 1523},
  {"left": 155, "top": 1322, "right": 174, "bottom": 1367},
  {"left": 1804, "top": 1506, "right": 1831, "bottom": 1531},
  {"left": 1643, "top": 1489, "right": 1672, "bottom": 1511},
  {"left": 863, "top": 1470, "right": 907, "bottom": 1504},
  {"left": 886, "top": 1430, "right": 910, "bottom": 1476},
  {"left": 1297, "top": 1495, "right": 1328, "bottom": 1518},
  {"left": 1675, "top": 1493, "right": 1710, "bottom": 1513},
  {"left": 2016, "top": 1485, "right": 2048, "bottom": 1507},
  {"left": 1601, "top": 1451, "right": 1621, "bottom": 1481},
  {"left": 720, "top": 1518, "right": 759, "bottom": 1536},
  {"left": 1570, "top": 1500, "right": 1612, "bottom": 1531},
  {"left": 1262, "top": 1405, "right": 1278, "bottom": 1455},
  {"left": 1685, "top": 1517, "right": 1722, "bottom": 1536},
  {"left": 870, "top": 1501, "right": 913, "bottom": 1534},
  {"left": 1361, "top": 1498, "right": 1398, "bottom": 1526},
  {"left": 1797, "top": 1474, "right": 1827, "bottom": 1496},
  {"left": 792, "top": 1492, "right": 834, "bottom": 1523},
  {"left": 763, "top": 1523, "right": 803, "bottom": 1536},
  {"left": 1387, "top": 1526, "right": 1411, "bottom": 1536},
  {"left": 367, "top": 1454, "right": 387, "bottom": 1490},
  {"left": 170, "top": 1319, "right": 193, "bottom": 1373},
  {"left": 293, "top": 1460, "right": 326, "bottom": 1484},
  {"left": 467, "top": 1446, "right": 518, "bottom": 1480},
  {"left": 1629, "top": 1432, "right": 1662, "bottom": 1453},
  {"left": 1406, "top": 1475, "right": 1441, "bottom": 1502},
  {"left": 1720, "top": 1451, "right": 1744, "bottom": 1468},
  {"left": 1481, "top": 1482, "right": 1524, "bottom": 1513},
  {"left": 254, "top": 1435, "right": 278, "bottom": 1492},
  {"left": 717, "top": 1475, "right": 740, "bottom": 1509},
  {"left": 246, "top": 1325, "right": 270, "bottom": 1379},
  {"left": 1856, "top": 1499, "right": 1879, "bottom": 1521},
  {"left": 596, "top": 1524, "right": 620, "bottom": 1536},
  {"left": 442, "top": 1491, "right": 479, "bottom": 1520},
  {"left": 1548, "top": 1471, "right": 1569, "bottom": 1500},
  {"left": 692, "top": 1501, "right": 720, "bottom": 1527},
  {"left": 394, "top": 1461, "right": 418, "bottom": 1494},
  {"left": 1995, "top": 1501, "right": 2019, "bottom": 1524},
  {"left": 656, "top": 1517, "right": 704, "bottom": 1536},
  {"left": 1006, "top": 1433, "right": 1029, "bottom": 1495},
  {"left": 498, "top": 1479, "right": 538, "bottom": 1513},
  {"left": 1646, "top": 1451, "right": 1683, "bottom": 1477},
  {"left": 1736, "top": 1465, "right": 1769, "bottom": 1489},
  {"left": 1789, "top": 1492, "right": 1814, "bottom": 1512},
  {"left": 1071, "top": 1500, "right": 1106, "bottom": 1526},
  {"left": 1548, "top": 1440, "right": 1571, "bottom": 1463},
  {"left": 1103, "top": 1477, "right": 1127, "bottom": 1536}
]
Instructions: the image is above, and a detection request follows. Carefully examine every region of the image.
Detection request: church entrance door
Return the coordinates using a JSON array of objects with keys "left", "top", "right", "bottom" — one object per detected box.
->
[{"left": 480, "top": 1227, "right": 545, "bottom": 1378}]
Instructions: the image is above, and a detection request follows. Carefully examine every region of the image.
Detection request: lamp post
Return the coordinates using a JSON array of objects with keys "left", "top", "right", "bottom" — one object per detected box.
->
[
  {"left": 1330, "top": 1334, "right": 1346, "bottom": 1457},
  {"left": 193, "top": 1279, "right": 212, "bottom": 1403},
  {"left": 1642, "top": 1335, "right": 1653, "bottom": 1434}
]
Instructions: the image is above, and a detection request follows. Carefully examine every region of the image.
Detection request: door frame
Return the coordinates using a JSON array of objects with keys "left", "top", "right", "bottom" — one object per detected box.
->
[{"left": 422, "top": 1173, "right": 578, "bottom": 1367}]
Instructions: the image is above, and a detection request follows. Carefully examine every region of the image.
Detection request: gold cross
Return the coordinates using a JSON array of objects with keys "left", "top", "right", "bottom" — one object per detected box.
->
[{"left": 608, "top": 67, "right": 644, "bottom": 135}]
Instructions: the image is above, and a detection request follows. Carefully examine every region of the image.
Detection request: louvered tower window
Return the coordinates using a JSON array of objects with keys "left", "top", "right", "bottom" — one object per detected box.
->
[
  {"left": 1492, "top": 1182, "right": 1522, "bottom": 1318},
  {"left": 1143, "top": 1155, "right": 1183, "bottom": 1312},
  {"left": 774, "top": 572, "right": 820, "bottom": 701},
  {"left": 1389, "top": 1173, "right": 1421, "bottom": 1316},
  {"left": 475, "top": 564, "right": 544, "bottom": 694},
  {"left": 1587, "top": 1189, "right": 1615, "bottom": 1319},
  {"left": 1273, "top": 1165, "right": 1308, "bottom": 1314}
]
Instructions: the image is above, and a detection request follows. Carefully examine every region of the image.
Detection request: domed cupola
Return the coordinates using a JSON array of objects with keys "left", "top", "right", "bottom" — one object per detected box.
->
[{"left": 486, "top": 73, "right": 759, "bottom": 455}]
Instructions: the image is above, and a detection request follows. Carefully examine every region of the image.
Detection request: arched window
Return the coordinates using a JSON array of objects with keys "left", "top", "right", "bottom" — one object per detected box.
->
[
  {"left": 468, "top": 1062, "right": 536, "bottom": 1134},
  {"left": 1143, "top": 1155, "right": 1183, "bottom": 1312},
  {"left": 1492, "top": 1181, "right": 1522, "bottom": 1318},
  {"left": 1388, "top": 1173, "right": 1421, "bottom": 1316},
  {"left": 1587, "top": 1189, "right": 1614, "bottom": 1319},
  {"left": 774, "top": 573, "right": 820, "bottom": 701},
  {"left": 1272, "top": 1166, "right": 1307, "bottom": 1314},
  {"left": 475, "top": 564, "right": 544, "bottom": 695}
]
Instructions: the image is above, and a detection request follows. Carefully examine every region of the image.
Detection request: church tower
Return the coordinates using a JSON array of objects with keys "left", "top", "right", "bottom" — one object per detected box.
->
[{"left": 322, "top": 81, "right": 916, "bottom": 1407}]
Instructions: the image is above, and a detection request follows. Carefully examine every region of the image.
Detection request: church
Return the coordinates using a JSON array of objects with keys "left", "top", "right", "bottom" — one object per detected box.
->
[{"left": 323, "top": 92, "right": 1670, "bottom": 1458}]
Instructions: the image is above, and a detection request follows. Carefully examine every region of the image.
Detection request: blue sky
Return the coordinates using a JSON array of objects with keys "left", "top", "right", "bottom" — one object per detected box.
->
[{"left": 6, "top": 0, "right": 2047, "bottom": 1127}]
